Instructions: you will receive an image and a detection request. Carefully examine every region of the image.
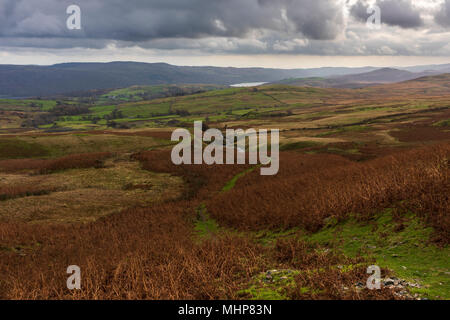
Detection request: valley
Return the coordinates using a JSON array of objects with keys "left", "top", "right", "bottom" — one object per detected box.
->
[{"left": 0, "top": 72, "right": 448, "bottom": 300}]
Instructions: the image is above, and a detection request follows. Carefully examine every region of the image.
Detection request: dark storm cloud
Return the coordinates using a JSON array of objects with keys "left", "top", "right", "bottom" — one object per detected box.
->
[
  {"left": 349, "top": 1, "right": 370, "bottom": 23},
  {"left": 350, "top": 0, "right": 424, "bottom": 29},
  {"left": 435, "top": 0, "right": 450, "bottom": 27},
  {"left": 1, "top": 0, "right": 448, "bottom": 57},
  {"left": 258, "top": 0, "right": 344, "bottom": 40},
  {"left": 0, "top": 0, "right": 344, "bottom": 48}
]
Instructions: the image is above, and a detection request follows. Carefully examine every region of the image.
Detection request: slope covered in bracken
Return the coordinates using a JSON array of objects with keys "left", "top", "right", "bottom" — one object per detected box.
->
[{"left": 0, "top": 141, "right": 447, "bottom": 299}]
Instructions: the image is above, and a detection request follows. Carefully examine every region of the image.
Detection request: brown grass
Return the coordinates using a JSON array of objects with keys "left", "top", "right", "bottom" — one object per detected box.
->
[
  {"left": 390, "top": 126, "right": 450, "bottom": 142},
  {"left": 0, "top": 203, "right": 398, "bottom": 300},
  {"left": 0, "top": 160, "right": 184, "bottom": 223},
  {"left": 0, "top": 204, "right": 266, "bottom": 299},
  {"left": 0, "top": 142, "right": 447, "bottom": 299},
  {"left": 0, "top": 152, "right": 112, "bottom": 173},
  {"left": 86, "top": 130, "right": 173, "bottom": 140},
  {"left": 0, "top": 184, "right": 58, "bottom": 201},
  {"left": 207, "top": 143, "right": 449, "bottom": 242}
]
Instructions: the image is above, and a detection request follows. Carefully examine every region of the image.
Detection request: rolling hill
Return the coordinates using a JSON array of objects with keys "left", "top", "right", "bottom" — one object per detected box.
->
[
  {"left": 364, "top": 73, "right": 450, "bottom": 97},
  {"left": 276, "top": 68, "right": 443, "bottom": 89},
  {"left": 0, "top": 62, "right": 379, "bottom": 98},
  {"left": 1, "top": 61, "right": 449, "bottom": 98}
]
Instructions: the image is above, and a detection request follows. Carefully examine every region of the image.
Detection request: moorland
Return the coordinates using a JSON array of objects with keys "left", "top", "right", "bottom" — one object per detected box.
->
[{"left": 0, "top": 73, "right": 449, "bottom": 300}]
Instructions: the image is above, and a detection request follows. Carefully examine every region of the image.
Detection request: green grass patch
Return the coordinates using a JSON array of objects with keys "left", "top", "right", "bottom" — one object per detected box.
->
[
  {"left": 280, "top": 141, "right": 320, "bottom": 151},
  {"left": 0, "top": 139, "right": 50, "bottom": 159},
  {"left": 194, "top": 204, "right": 219, "bottom": 239},
  {"left": 434, "top": 119, "right": 450, "bottom": 127},
  {"left": 305, "top": 209, "right": 450, "bottom": 300},
  {"left": 222, "top": 167, "right": 257, "bottom": 192},
  {"left": 0, "top": 99, "right": 58, "bottom": 111},
  {"left": 316, "top": 125, "right": 372, "bottom": 137},
  {"left": 238, "top": 270, "right": 300, "bottom": 300},
  {"left": 254, "top": 229, "right": 300, "bottom": 246},
  {"left": 326, "top": 147, "right": 361, "bottom": 155}
]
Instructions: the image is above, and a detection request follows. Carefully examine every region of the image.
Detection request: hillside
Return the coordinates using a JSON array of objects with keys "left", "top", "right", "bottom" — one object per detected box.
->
[
  {"left": 276, "top": 68, "right": 443, "bottom": 89},
  {"left": 0, "top": 62, "right": 379, "bottom": 98},
  {"left": 365, "top": 73, "right": 450, "bottom": 97},
  {"left": 2, "top": 61, "right": 450, "bottom": 98},
  {"left": 0, "top": 72, "right": 449, "bottom": 300},
  {"left": 334, "top": 68, "right": 417, "bottom": 83},
  {"left": 2, "top": 72, "right": 449, "bottom": 133},
  {"left": 0, "top": 66, "right": 449, "bottom": 301}
]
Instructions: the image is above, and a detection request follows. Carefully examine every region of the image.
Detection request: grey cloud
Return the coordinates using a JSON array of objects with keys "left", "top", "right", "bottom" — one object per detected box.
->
[
  {"left": 0, "top": 37, "right": 109, "bottom": 50},
  {"left": 350, "top": 1, "right": 370, "bottom": 22},
  {"left": 435, "top": 0, "right": 450, "bottom": 27},
  {"left": 0, "top": 0, "right": 449, "bottom": 58},
  {"left": 0, "top": 0, "right": 345, "bottom": 45},
  {"left": 350, "top": 0, "right": 424, "bottom": 29},
  {"left": 258, "top": 0, "right": 345, "bottom": 40}
]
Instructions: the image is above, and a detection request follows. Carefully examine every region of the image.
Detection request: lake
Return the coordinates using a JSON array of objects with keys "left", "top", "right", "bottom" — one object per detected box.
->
[{"left": 230, "top": 82, "right": 268, "bottom": 87}]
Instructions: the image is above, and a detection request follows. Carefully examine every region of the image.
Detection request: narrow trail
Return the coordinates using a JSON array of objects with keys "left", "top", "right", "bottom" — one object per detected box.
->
[{"left": 194, "top": 166, "right": 257, "bottom": 239}]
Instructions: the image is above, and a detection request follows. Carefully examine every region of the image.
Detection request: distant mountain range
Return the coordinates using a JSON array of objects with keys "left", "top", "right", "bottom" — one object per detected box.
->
[
  {"left": 1, "top": 61, "right": 450, "bottom": 97},
  {"left": 364, "top": 73, "right": 450, "bottom": 97},
  {"left": 275, "top": 68, "right": 450, "bottom": 89}
]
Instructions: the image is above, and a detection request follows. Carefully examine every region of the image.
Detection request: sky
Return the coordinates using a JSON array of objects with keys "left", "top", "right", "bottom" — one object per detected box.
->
[{"left": 1, "top": 0, "right": 450, "bottom": 68}]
